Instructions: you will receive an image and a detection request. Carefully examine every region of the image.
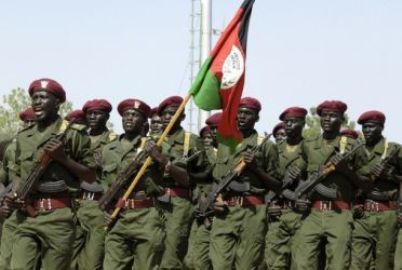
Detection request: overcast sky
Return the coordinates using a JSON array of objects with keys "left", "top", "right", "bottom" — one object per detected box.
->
[{"left": 1, "top": 0, "right": 401, "bottom": 141}]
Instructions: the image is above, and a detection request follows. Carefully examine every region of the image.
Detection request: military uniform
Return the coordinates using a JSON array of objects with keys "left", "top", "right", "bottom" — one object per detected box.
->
[
  {"left": 11, "top": 116, "right": 94, "bottom": 270},
  {"left": 350, "top": 111, "right": 401, "bottom": 270},
  {"left": 184, "top": 147, "right": 216, "bottom": 270},
  {"left": 265, "top": 141, "right": 306, "bottom": 270},
  {"left": 102, "top": 134, "right": 165, "bottom": 269},
  {"left": 292, "top": 100, "right": 364, "bottom": 270},
  {"left": 395, "top": 228, "right": 402, "bottom": 270},
  {"left": 209, "top": 130, "right": 278, "bottom": 270},
  {"left": 159, "top": 127, "right": 205, "bottom": 269}
]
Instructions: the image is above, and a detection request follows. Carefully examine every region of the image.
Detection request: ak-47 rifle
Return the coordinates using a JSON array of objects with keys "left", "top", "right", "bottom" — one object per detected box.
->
[
  {"left": 196, "top": 134, "right": 271, "bottom": 227},
  {"left": 98, "top": 149, "right": 148, "bottom": 213},
  {"left": 294, "top": 140, "right": 364, "bottom": 200},
  {"left": 12, "top": 120, "right": 75, "bottom": 217},
  {"left": 368, "top": 146, "right": 400, "bottom": 182}
]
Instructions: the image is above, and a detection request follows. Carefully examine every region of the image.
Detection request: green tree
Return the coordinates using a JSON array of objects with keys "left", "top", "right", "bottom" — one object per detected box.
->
[
  {"left": 303, "top": 107, "right": 357, "bottom": 140},
  {"left": 0, "top": 88, "right": 73, "bottom": 140}
]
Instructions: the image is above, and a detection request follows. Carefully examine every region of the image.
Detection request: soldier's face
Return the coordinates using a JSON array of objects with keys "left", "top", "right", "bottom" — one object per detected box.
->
[
  {"left": 150, "top": 114, "right": 163, "bottom": 135},
  {"left": 209, "top": 125, "right": 218, "bottom": 143},
  {"left": 160, "top": 106, "right": 184, "bottom": 130},
  {"left": 202, "top": 132, "right": 214, "bottom": 149},
  {"left": 284, "top": 116, "right": 305, "bottom": 139},
  {"left": 320, "top": 109, "right": 342, "bottom": 133},
  {"left": 86, "top": 109, "right": 109, "bottom": 130},
  {"left": 274, "top": 129, "right": 286, "bottom": 143},
  {"left": 122, "top": 108, "right": 145, "bottom": 134},
  {"left": 237, "top": 107, "right": 258, "bottom": 132},
  {"left": 31, "top": 90, "right": 59, "bottom": 122},
  {"left": 362, "top": 121, "right": 383, "bottom": 146}
]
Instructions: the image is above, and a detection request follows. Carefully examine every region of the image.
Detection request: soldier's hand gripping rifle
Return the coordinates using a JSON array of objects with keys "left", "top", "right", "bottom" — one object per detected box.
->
[
  {"left": 294, "top": 140, "right": 364, "bottom": 200},
  {"left": 98, "top": 150, "right": 148, "bottom": 213},
  {"left": 368, "top": 146, "right": 400, "bottom": 182},
  {"left": 196, "top": 134, "right": 270, "bottom": 227},
  {"left": 10, "top": 120, "right": 75, "bottom": 217}
]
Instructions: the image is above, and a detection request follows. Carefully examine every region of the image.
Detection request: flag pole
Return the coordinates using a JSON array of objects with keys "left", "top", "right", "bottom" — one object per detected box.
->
[{"left": 105, "top": 94, "right": 192, "bottom": 229}]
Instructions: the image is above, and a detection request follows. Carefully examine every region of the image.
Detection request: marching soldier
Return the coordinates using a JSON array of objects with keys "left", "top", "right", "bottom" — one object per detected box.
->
[
  {"left": 184, "top": 112, "right": 221, "bottom": 270},
  {"left": 265, "top": 107, "right": 308, "bottom": 269},
  {"left": 102, "top": 98, "right": 165, "bottom": 269},
  {"left": 146, "top": 96, "right": 206, "bottom": 270},
  {"left": 340, "top": 128, "right": 359, "bottom": 139},
  {"left": 395, "top": 194, "right": 402, "bottom": 269},
  {"left": 209, "top": 97, "right": 280, "bottom": 270},
  {"left": 0, "top": 107, "right": 36, "bottom": 269},
  {"left": 65, "top": 109, "right": 87, "bottom": 126},
  {"left": 273, "top": 122, "right": 286, "bottom": 144},
  {"left": 71, "top": 99, "right": 116, "bottom": 270},
  {"left": 149, "top": 107, "right": 163, "bottom": 136},
  {"left": 5, "top": 78, "right": 96, "bottom": 269},
  {"left": 350, "top": 110, "right": 402, "bottom": 269},
  {"left": 292, "top": 100, "right": 366, "bottom": 269}
]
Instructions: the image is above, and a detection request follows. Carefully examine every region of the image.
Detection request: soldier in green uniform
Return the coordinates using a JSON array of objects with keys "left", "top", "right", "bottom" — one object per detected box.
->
[
  {"left": 5, "top": 78, "right": 95, "bottom": 270},
  {"left": 350, "top": 110, "right": 402, "bottom": 270},
  {"left": 209, "top": 97, "right": 280, "bottom": 270},
  {"left": 273, "top": 122, "right": 286, "bottom": 144},
  {"left": 0, "top": 107, "right": 36, "bottom": 270},
  {"left": 146, "top": 96, "right": 205, "bottom": 270},
  {"left": 102, "top": 98, "right": 165, "bottom": 269},
  {"left": 292, "top": 100, "right": 366, "bottom": 270},
  {"left": 71, "top": 99, "right": 116, "bottom": 270},
  {"left": 395, "top": 198, "right": 402, "bottom": 270},
  {"left": 65, "top": 109, "right": 87, "bottom": 126},
  {"left": 184, "top": 112, "right": 221, "bottom": 270},
  {"left": 265, "top": 107, "right": 307, "bottom": 270}
]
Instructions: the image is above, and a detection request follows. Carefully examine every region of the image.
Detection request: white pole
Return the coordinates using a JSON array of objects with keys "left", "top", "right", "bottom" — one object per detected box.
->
[{"left": 198, "top": 0, "right": 212, "bottom": 131}]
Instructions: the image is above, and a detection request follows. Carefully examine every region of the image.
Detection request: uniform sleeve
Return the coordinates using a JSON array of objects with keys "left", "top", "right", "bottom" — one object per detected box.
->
[
  {"left": 263, "top": 141, "right": 280, "bottom": 178},
  {"left": 66, "top": 129, "right": 96, "bottom": 171}
]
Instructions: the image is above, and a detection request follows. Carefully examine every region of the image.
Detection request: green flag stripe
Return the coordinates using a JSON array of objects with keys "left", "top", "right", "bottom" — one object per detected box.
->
[{"left": 192, "top": 70, "right": 221, "bottom": 110}]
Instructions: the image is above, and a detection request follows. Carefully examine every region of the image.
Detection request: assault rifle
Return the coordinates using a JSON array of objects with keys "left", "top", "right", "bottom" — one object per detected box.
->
[
  {"left": 294, "top": 140, "right": 364, "bottom": 200},
  {"left": 368, "top": 146, "right": 400, "bottom": 182},
  {"left": 196, "top": 134, "right": 271, "bottom": 227},
  {"left": 12, "top": 120, "right": 75, "bottom": 217},
  {"left": 98, "top": 150, "right": 148, "bottom": 212}
]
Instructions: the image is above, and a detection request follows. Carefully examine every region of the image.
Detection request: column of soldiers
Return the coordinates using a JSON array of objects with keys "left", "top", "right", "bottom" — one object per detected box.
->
[{"left": 0, "top": 77, "right": 401, "bottom": 269}]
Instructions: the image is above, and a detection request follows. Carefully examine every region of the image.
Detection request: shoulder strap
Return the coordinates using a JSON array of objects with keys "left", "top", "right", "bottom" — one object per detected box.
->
[
  {"left": 57, "top": 120, "right": 70, "bottom": 135},
  {"left": 381, "top": 139, "right": 389, "bottom": 160},
  {"left": 340, "top": 136, "right": 348, "bottom": 154},
  {"left": 137, "top": 137, "right": 147, "bottom": 153},
  {"left": 183, "top": 132, "right": 191, "bottom": 157}
]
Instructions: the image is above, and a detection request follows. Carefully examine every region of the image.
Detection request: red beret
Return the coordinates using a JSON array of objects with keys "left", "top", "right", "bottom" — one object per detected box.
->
[
  {"left": 357, "top": 110, "right": 386, "bottom": 125},
  {"left": 19, "top": 107, "right": 35, "bottom": 122},
  {"left": 149, "top": 107, "right": 159, "bottom": 118},
  {"left": 65, "top": 110, "right": 86, "bottom": 122},
  {"left": 340, "top": 129, "right": 359, "bottom": 139},
  {"left": 239, "top": 97, "right": 261, "bottom": 112},
  {"left": 28, "top": 78, "right": 66, "bottom": 103},
  {"left": 205, "top": 112, "right": 222, "bottom": 126},
  {"left": 272, "top": 122, "right": 285, "bottom": 135},
  {"left": 118, "top": 99, "right": 151, "bottom": 118},
  {"left": 279, "top": 107, "right": 308, "bottom": 121},
  {"left": 199, "top": 126, "right": 211, "bottom": 137},
  {"left": 158, "top": 96, "right": 183, "bottom": 114},
  {"left": 82, "top": 99, "right": 112, "bottom": 113},
  {"left": 316, "top": 100, "right": 347, "bottom": 116}
]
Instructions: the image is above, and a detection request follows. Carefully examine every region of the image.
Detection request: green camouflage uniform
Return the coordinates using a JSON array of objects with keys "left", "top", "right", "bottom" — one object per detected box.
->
[
  {"left": 102, "top": 134, "right": 165, "bottom": 270},
  {"left": 184, "top": 147, "right": 216, "bottom": 270},
  {"left": 292, "top": 135, "right": 363, "bottom": 270},
  {"left": 71, "top": 130, "right": 116, "bottom": 270},
  {"left": 350, "top": 138, "right": 402, "bottom": 270},
  {"left": 395, "top": 228, "right": 402, "bottom": 270},
  {"left": 209, "top": 130, "right": 279, "bottom": 270},
  {"left": 265, "top": 141, "right": 306, "bottom": 270},
  {"left": 159, "top": 127, "right": 205, "bottom": 270},
  {"left": 10, "top": 117, "right": 94, "bottom": 270},
  {"left": 0, "top": 140, "right": 19, "bottom": 270}
]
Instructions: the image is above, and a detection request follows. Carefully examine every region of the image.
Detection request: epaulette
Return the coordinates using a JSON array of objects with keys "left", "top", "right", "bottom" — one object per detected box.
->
[{"left": 108, "top": 132, "right": 118, "bottom": 142}]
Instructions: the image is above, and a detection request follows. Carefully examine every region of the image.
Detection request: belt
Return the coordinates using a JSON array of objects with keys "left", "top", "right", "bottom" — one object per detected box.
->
[
  {"left": 116, "top": 198, "right": 154, "bottom": 210},
  {"left": 79, "top": 191, "right": 103, "bottom": 201},
  {"left": 364, "top": 200, "right": 397, "bottom": 212},
  {"left": 32, "top": 197, "right": 71, "bottom": 212},
  {"left": 311, "top": 200, "right": 350, "bottom": 211},
  {"left": 270, "top": 200, "right": 295, "bottom": 209},
  {"left": 164, "top": 187, "right": 190, "bottom": 199},
  {"left": 226, "top": 195, "right": 265, "bottom": 207}
]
